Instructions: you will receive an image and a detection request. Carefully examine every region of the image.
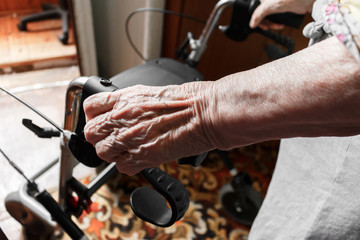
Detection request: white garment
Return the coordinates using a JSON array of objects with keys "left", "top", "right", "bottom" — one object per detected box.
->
[
  {"left": 249, "top": 0, "right": 360, "bottom": 239},
  {"left": 249, "top": 136, "right": 360, "bottom": 239}
]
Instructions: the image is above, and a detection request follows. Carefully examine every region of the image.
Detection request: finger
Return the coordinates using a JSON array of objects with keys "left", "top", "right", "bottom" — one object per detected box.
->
[
  {"left": 259, "top": 23, "right": 269, "bottom": 31},
  {"left": 84, "top": 113, "right": 114, "bottom": 145},
  {"left": 259, "top": 20, "right": 285, "bottom": 31},
  {"left": 85, "top": 102, "right": 179, "bottom": 145},
  {"left": 120, "top": 107, "right": 193, "bottom": 148},
  {"left": 115, "top": 153, "right": 156, "bottom": 176},
  {"left": 83, "top": 92, "right": 118, "bottom": 120},
  {"left": 265, "top": 21, "right": 285, "bottom": 30},
  {"left": 116, "top": 160, "right": 140, "bottom": 176},
  {"left": 94, "top": 136, "right": 128, "bottom": 162},
  {"left": 109, "top": 99, "right": 191, "bottom": 123},
  {"left": 250, "top": 3, "right": 272, "bottom": 29}
]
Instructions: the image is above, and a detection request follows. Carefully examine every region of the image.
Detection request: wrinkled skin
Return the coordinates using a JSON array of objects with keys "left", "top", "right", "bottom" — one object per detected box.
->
[
  {"left": 250, "top": 0, "right": 315, "bottom": 29},
  {"left": 84, "top": 82, "right": 216, "bottom": 175},
  {"left": 83, "top": 0, "right": 321, "bottom": 176},
  {"left": 84, "top": 37, "right": 360, "bottom": 176}
]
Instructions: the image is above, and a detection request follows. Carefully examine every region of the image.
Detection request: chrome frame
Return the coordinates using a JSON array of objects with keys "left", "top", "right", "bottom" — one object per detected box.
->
[
  {"left": 5, "top": 0, "right": 239, "bottom": 237},
  {"left": 58, "top": 77, "right": 89, "bottom": 208},
  {"left": 187, "top": 0, "right": 235, "bottom": 63}
]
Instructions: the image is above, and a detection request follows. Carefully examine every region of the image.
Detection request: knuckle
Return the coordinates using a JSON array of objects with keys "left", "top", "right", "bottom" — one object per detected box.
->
[
  {"left": 95, "top": 139, "right": 115, "bottom": 160},
  {"left": 82, "top": 97, "right": 92, "bottom": 109},
  {"left": 83, "top": 95, "right": 98, "bottom": 110},
  {"left": 84, "top": 122, "right": 95, "bottom": 142}
]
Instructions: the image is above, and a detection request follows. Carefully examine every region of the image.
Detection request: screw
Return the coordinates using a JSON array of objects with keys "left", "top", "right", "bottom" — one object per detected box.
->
[{"left": 100, "top": 78, "right": 112, "bottom": 86}]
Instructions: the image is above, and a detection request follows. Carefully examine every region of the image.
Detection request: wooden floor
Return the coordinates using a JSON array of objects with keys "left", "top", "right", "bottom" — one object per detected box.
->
[
  {"left": 0, "top": 11, "right": 77, "bottom": 73},
  {"left": 0, "top": 66, "right": 92, "bottom": 239},
  {"left": 0, "top": 7, "right": 80, "bottom": 238}
]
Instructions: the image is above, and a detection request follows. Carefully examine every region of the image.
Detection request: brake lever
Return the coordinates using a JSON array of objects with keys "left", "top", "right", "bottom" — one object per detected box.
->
[
  {"left": 220, "top": 0, "right": 303, "bottom": 59},
  {"left": 131, "top": 167, "right": 190, "bottom": 227},
  {"left": 68, "top": 131, "right": 191, "bottom": 226},
  {"left": 22, "top": 118, "right": 61, "bottom": 138},
  {"left": 69, "top": 132, "right": 190, "bottom": 226},
  {"left": 222, "top": 0, "right": 304, "bottom": 42}
]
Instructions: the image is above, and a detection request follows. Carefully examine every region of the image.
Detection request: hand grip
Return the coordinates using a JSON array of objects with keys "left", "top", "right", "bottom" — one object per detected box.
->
[
  {"left": 223, "top": 0, "right": 305, "bottom": 42},
  {"left": 68, "top": 133, "right": 103, "bottom": 167},
  {"left": 130, "top": 167, "right": 190, "bottom": 227},
  {"left": 266, "top": 12, "right": 304, "bottom": 28}
]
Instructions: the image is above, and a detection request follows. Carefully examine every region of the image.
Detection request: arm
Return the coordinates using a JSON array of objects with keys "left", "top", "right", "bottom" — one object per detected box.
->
[
  {"left": 83, "top": 37, "right": 360, "bottom": 175},
  {"left": 203, "top": 37, "right": 360, "bottom": 149}
]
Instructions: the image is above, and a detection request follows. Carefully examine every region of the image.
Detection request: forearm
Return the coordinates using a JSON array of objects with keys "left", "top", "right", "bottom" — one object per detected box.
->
[
  {"left": 83, "top": 37, "right": 360, "bottom": 175},
  {"left": 201, "top": 37, "right": 360, "bottom": 149}
]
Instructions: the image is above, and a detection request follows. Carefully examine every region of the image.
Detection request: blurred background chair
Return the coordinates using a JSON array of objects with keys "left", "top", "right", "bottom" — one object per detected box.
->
[{"left": 17, "top": 0, "right": 69, "bottom": 44}]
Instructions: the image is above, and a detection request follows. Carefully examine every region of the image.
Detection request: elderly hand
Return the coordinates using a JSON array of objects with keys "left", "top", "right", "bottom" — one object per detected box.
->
[
  {"left": 83, "top": 82, "right": 215, "bottom": 175},
  {"left": 83, "top": 37, "right": 360, "bottom": 177},
  {"left": 250, "top": 0, "right": 315, "bottom": 29}
]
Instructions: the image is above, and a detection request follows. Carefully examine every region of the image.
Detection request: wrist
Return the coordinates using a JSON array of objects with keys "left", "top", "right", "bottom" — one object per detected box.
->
[{"left": 202, "top": 37, "right": 360, "bottom": 150}]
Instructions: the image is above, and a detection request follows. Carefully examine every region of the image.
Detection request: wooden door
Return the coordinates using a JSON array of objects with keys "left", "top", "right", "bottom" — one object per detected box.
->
[
  {"left": 162, "top": 0, "right": 311, "bottom": 80},
  {"left": 0, "top": 0, "right": 58, "bottom": 13}
]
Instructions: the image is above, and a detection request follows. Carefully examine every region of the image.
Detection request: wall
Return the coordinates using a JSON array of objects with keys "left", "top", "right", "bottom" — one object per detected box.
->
[
  {"left": 91, "top": 0, "right": 165, "bottom": 78},
  {"left": 162, "top": 0, "right": 311, "bottom": 81}
]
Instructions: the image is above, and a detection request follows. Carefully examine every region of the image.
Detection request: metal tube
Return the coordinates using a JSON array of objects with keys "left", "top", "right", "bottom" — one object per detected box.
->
[
  {"left": 58, "top": 77, "right": 88, "bottom": 207},
  {"left": 87, "top": 163, "right": 118, "bottom": 196},
  {"left": 199, "top": 0, "right": 235, "bottom": 44},
  {"left": 63, "top": 77, "right": 89, "bottom": 132},
  {"left": 0, "top": 86, "right": 64, "bottom": 133},
  {"left": 31, "top": 157, "right": 59, "bottom": 181},
  {"left": 187, "top": 0, "right": 235, "bottom": 63}
]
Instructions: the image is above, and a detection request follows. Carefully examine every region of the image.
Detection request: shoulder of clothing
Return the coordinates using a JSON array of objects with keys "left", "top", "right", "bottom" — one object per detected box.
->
[
  {"left": 341, "top": 0, "right": 360, "bottom": 22},
  {"left": 303, "top": 0, "right": 360, "bottom": 61}
]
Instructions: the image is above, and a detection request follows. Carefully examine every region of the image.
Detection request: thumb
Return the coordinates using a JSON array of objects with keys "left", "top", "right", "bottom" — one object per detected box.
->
[
  {"left": 83, "top": 92, "right": 117, "bottom": 120},
  {"left": 249, "top": 2, "right": 272, "bottom": 28}
]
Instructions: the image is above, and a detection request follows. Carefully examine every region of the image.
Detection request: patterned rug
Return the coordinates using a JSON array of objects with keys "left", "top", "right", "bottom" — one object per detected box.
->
[{"left": 66, "top": 141, "right": 279, "bottom": 240}]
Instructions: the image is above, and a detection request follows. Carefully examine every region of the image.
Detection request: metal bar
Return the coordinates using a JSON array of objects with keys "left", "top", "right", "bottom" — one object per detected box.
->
[
  {"left": 187, "top": 0, "right": 235, "bottom": 63},
  {"left": 59, "top": 77, "right": 89, "bottom": 208},
  {"left": 0, "top": 86, "right": 64, "bottom": 133},
  {"left": 31, "top": 157, "right": 59, "bottom": 181},
  {"left": 87, "top": 163, "right": 118, "bottom": 196},
  {"left": 199, "top": 0, "right": 235, "bottom": 44},
  {"left": 0, "top": 147, "right": 39, "bottom": 192}
]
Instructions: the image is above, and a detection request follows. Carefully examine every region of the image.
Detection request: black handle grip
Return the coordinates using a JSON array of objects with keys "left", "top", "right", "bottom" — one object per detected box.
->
[
  {"left": 68, "top": 133, "right": 103, "bottom": 167},
  {"left": 130, "top": 167, "right": 190, "bottom": 227},
  {"left": 178, "top": 152, "right": 208, "bottom": 167},
  {"left": 266, "top": 12, "right": 304, "bottom": 28},
  {"left": 224, "top": 0, "right": 304, "bottom": 42}
]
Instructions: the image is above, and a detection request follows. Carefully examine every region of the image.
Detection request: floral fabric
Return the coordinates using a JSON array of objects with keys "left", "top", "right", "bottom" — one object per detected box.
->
[
  {"left": 56, "top": 144, "right": 278, "bottom": 240},
  {"left": 303, "top": 0, "right": 360, "bottom": 61}
]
